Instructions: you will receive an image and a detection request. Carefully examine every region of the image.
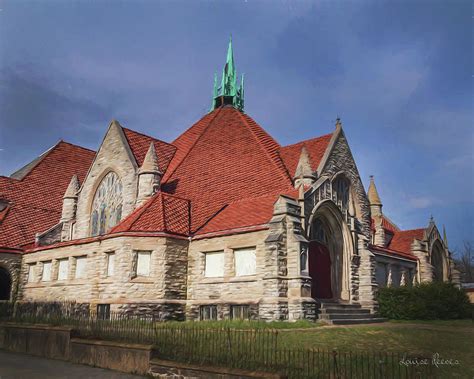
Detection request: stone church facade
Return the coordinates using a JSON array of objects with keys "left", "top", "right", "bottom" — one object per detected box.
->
[{"left": 0, "top": 41, "right": 459, "bottom": 321}]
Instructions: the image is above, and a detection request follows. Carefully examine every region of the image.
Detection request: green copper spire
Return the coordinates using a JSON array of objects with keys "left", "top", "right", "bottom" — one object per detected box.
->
[{"left": 210, "top": 37, "right": 245, "bottom": 112}]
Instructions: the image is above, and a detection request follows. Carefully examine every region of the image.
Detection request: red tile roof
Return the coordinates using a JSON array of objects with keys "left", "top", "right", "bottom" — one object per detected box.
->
[
  {"left": 388, "top": 228, "right": 425, "bottom": 255},
  {"left": 161, "top": 106, "right": 296, "bottom": 232},
  {"left": 3, "top": 106, "right": 335, "bottom": 248},
  {"left": 122, "top": 128, "right": 176, "bottom": 173},
  {"left": 371, "top": 215, "right": 400, "bottom": 234},
  {"left": 369, "top": 244, "right": 417, "bottom": 261},
  {"left": 195, "top": 193, "right": 282, "bottom": 236},
  {"left": 110, "top": 192, "right": 190, "bottom": 236},
  {"left": 279, "top": 134, "right": 332, "bottom": 177},
  {"left": 0, "top": 141, "right": 95, "bottom": 249}
]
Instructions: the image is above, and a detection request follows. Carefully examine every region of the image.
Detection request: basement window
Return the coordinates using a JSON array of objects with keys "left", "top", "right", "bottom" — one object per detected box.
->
[
  {"left": 97, "top": 304, "right": 110, "bottom": 320},
  {"left": 200, "top": 305, "right": 218, "bottom": 321},
  {"left": 231, "top": 305, "right": 250, "bottom": 320}
]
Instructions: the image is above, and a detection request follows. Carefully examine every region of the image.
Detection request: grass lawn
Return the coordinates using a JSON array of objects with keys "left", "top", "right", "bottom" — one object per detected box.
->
[
  {"left": 153, "top": 319, "right": 473, "bottom": 376},
  {"left": 275, "top": 320, "right": 473, "bottom": 378}
]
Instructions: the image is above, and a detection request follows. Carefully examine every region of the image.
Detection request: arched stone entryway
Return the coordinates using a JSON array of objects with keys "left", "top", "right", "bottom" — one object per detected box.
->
[
  {"left": 307, "top": 200, "right": 352, "bottom": 302},
  {"left": 0, "top": 266, "right": 12, "bottom": 300},
  {"left": 431, "top": 240, "right": 446, "bottom": 282}
]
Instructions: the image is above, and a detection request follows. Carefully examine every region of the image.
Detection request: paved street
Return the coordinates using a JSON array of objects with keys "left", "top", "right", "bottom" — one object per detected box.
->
[{"left": 0, "top": 350, "right": 145, "bottom": 379}]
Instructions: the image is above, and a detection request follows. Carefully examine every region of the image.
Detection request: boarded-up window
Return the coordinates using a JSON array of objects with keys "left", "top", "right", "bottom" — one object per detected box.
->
[
  {"left": 58, "top": 259, "right": 69, "bottom": 280},
  {"left": 204, "top": 251, "right": 224, "bottom": 277},
  {"left": 234, "top": 247, "right": 256, "bottom": 276},
  {"left": 42, "top": 261, "right": 52, "bottom": 281},
  {"left": 136, "top": 251, "right": 151, "bottom": 277},
  {"left": 27, "top": 264, "right": 36, "bottom": 283},
  {"left": 106, "top": 253, "right": 115, "bottom": 277},
  {"left": 75, "top": 256, "right": 87, "bottom": 279}
]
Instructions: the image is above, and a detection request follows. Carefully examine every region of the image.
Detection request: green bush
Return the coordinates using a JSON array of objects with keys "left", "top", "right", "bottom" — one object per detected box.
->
[{"left": 377, "top": 282, "right": 471, "bottom": 320}]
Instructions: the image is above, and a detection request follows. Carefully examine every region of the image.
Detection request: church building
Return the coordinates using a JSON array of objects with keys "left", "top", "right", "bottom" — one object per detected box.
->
[{"left": 0, "top": 41, "right": 459, "bottom": 322}]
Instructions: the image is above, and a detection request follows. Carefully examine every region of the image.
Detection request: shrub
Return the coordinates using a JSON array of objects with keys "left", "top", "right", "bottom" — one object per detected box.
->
[{"left": 377, "top": 282, "right": 471, "bottom": 320}]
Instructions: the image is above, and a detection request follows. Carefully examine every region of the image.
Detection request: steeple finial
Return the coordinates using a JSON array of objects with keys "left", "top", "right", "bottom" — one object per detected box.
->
[
  {"left": 64, "top": 175, "right": 80, "bottom": 199},
  {"left": 211, "top": 37, "right": 245, "bottom": 112},
  {"left": 335, "top": 116, "right": 342, "bottom": 129},
  {"left": 139, "top": 142, "right": 161, "bottom": 175},
  {"left": 442, "top": 224, "right": 449, "bottom": 248},
  {"left": 367, "top": 175, "right": 382, "bottom": 206}
]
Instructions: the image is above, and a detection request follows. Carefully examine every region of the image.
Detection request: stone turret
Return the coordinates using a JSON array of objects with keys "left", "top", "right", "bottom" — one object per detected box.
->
[
  {"left": 294, "top": 147, "right": 315, "bottom": 188},
  {"left": 136, "top": 142, "right": 162, "bottom": 206},
  {"left": 61, "top": 175, "right": 79, "bottom": 222},
  {"left": 368, "top": 176, "right": 385, "bottom": 246}
]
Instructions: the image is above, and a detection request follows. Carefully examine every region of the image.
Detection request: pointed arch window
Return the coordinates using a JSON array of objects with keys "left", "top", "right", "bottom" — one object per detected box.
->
[
  {"left": 90, "top": 172, "right": 123, "bottom": 236},
  {"left": 333, "top": 175, "right": 351, "bottom": 210}
]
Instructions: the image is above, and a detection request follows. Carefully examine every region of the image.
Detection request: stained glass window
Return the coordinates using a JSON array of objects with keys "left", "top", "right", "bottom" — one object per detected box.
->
[{"left": 90, "top": 172, "right": 123, "bottom": 236}]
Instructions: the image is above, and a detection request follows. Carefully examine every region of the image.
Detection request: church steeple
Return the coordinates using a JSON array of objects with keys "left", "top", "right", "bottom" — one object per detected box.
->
[{"left": 211, "top": 37, "right": 245, "bottom": 112}]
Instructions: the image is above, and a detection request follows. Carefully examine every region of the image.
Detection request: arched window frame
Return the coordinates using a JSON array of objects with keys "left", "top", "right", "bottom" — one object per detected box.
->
[{"left": 90, "top": 171, "right": 123, "bottom": 236}]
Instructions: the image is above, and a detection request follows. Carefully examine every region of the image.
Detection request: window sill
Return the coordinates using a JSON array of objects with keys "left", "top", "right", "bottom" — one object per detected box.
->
[
  {"left": 130, "top": 277, "right": 153, "bottom": 284},
  {"left": 229, "top": 275, "right": 257, "bottom": 283}
]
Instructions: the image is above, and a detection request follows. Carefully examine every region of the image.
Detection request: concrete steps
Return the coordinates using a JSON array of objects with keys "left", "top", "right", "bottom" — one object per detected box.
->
[{"left": 317, "top": 301, "right": 386, "bottom": 325}]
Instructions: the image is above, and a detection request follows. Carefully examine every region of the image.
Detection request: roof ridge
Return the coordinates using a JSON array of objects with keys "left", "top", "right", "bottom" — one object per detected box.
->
[
  {"left": 237, "top": 112, "right": 292, "bottom": 185},
  {"left": 109, "top": 192, "right": 163, "bottom": 233},
  {"left": 163, "top": 108, "right": 223, "bottom": 182},
  {"left": 122, "top": 127, "right": 176, "bottom": 148},
  {"left": 58, "top": 140, "right": 96, "bottom": 153},
  {"left": 281, "top": 133, "right": 333, "bottom": 149}
]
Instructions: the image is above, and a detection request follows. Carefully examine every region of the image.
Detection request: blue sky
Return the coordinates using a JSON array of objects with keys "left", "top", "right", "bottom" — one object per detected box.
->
[{"left": 0, "top": 1, "right": 472, "bottom": 253}]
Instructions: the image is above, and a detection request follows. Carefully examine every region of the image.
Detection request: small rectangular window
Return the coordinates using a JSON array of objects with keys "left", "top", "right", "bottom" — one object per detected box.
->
[
  {"left": 136, "top": 251, "right": 151, "bottom": 276},
  {"left": 106, "top": 252, "right": 115, "bottom": 277},
  {"left": 231, "top": 305, "right": 250, "bottom": 320},
  {"left": 234, "top": 247, "right": 256, "bottom": 276},
  {"left": 204, "top": 251, "right": 225, "bottom": 277},
  {"left": 200, "top": 305, "right": 218, "bottom": 321},
  {"left": 57, "top": 259, "right": 69, "bottom": 280},
  {"left": 42, "top": 261, "right": 52, "bottom": 281},
  {"left": 75, "top": 256, "right": 87, "bottom": 279},
  {"left": 97, "top": 304, "right": 110, "bottom": 320},
  {"left": 27, "top": 264, "right": 36, "bottom": 283}
]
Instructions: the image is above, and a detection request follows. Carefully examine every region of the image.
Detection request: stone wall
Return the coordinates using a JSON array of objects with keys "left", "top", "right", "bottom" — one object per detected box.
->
[
  {"left": 19, "top": 236, "right": 188, "bottom": 318},
  {"left": 186, "top": 230, "right": 268, "bottom": 320}
]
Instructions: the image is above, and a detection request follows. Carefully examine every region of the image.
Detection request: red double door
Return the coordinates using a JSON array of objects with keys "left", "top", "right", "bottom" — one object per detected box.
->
[{"left": 308, "top": 241, "right": 333, "bottom": 299}]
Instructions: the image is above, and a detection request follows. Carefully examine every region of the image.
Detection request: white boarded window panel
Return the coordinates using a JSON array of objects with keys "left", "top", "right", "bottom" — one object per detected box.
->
[
  {"left": 42, "top": 262, "right": 52, "bottom": 281},
  {"left": 137, "top": 251, "right": 151, "bottom": 276},
  {"left": 75, "top": 257, "right": 87, "bottom": 279},
  {"left": 205, "top": 251, "right": 224, "bottom": 277},
  {"left": 107, "top": 253, "right": 115, "bottom": 277},
  {"left": 27, "top": 264, "right": 36, "bottom": 283},
  {"left": 235, "top": 248, "right": 256, "bottom": 276},
  {"left": 58, "top": 259, "right": 69, "bottom": 280}
]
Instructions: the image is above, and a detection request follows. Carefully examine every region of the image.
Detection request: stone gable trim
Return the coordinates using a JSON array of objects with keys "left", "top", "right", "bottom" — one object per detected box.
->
[
  {"left": 24, "top": 232, "right": 189, "bottom": 253},
  {"left": 315, "top": 126, "right": 340, "bottom": 177},
  {"left": 193, "top": 224, "right": 269, "bottom": 240},
  {"left": 76, "top": 121, "right": 137, "bottom": 195}
]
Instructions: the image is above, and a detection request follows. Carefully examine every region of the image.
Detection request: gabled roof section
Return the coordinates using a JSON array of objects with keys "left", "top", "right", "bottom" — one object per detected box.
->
[
  {"left": 388, "top": 228, "right": 425, "bottom": 255},
  {"left": 195, "top": 193, "right": 281, "bottom": 237},
  {"left": 110, "top": 192, "right": 190, "bottom": 236},
  {"left": 279, "top": 133, "right": 333, "bottom": 178},
  {"left": 122, "top": 128, "right": 176, "bottom": 174},
  {"left": 162, "top": 106, "right": 294, "bottom": 231},
  {"left": 0, "top": 141, "right": 95, "bottom": 249}
]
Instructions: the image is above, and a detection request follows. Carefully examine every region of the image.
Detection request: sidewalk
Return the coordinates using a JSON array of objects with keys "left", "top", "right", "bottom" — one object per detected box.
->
[{"left": 0, "top": 350, "right": 145, "bottom": 379}]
